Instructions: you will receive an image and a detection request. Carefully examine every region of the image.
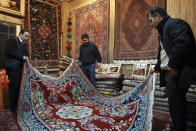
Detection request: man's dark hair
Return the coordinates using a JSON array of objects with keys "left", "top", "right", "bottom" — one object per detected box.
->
[
  {"left": 147, "top": 6, "right": 167, "bottom": 17},
  {"left": 19, "top": 29, "right": 29, "bottom": 35},
  {"left": 81, "top": 33, "right": 89, "bottom": 39}
]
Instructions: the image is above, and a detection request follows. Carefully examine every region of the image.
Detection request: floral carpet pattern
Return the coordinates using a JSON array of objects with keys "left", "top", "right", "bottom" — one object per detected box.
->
[
  {"left": 28, "top": 0, "right": 62, "bottom": 67},
  {"left": 16, "top": 60, "right": 156, "bottom": 130},
  {"left": 75, "top": 0, "right": 109, "bottom": 63}
]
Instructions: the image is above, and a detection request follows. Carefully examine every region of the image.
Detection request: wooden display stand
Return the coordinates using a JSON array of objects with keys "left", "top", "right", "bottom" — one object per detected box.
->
[
  {"left": 0, "top": 69, "right": 10, "bottom": 109},
  {"left": 0, "top": 85, "right": 9, "bottom": 109}
]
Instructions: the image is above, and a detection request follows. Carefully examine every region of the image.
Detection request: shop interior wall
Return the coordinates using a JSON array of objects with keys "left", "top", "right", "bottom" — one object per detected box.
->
[
  {"left": 61, "top": 0, "right": 196, "bottom": 64},
  {"left": 61, "top": 0, "right": 115, "bottom": 63}
]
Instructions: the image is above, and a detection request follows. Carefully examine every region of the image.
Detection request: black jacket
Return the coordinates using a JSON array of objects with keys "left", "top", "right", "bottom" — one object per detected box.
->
[
  {"left": 78, "top": 42, "right": 102, "bottom": 65},
  {"left": 155, "top": 15, "right": 196, "bottom": 86},
  {"left": 3, "top": 37, "right": 28, "bottom": 70}
]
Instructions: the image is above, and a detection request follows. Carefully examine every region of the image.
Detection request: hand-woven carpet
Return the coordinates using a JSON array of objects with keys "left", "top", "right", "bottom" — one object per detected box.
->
[
  {"left": 75, "top": 0, "right": 109, "bottom": 63},
  {"left": 29, "top": 0, "right": 62, "bottom": 67},
  {"left": 16, "top": 61, "right": 156, "bottom": 131},
  {"left": 114, "top": 0, "right": 165, "bottom": 60}
]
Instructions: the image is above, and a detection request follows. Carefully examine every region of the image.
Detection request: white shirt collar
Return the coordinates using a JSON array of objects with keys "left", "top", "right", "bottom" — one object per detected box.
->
[{"left": 18, "top": 37, "right": 23, "bottom": 42}]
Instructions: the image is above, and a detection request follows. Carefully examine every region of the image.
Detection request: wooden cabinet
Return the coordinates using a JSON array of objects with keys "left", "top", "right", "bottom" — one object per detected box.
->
[{"left": 0, "top": 85, "right": 9, "bottom": 109}]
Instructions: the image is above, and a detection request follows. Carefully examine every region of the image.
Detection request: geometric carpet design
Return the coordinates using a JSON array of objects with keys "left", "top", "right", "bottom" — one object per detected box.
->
[
  {"left": 114, "top": 0, "right": 165, "bottom": 60},
  {"left": 25, "top": 0, "right": 62, "bottom": 67},
  {"left": 30, "top": 0, "right": 58, "bottom": 60},
  {"left": 16, "top": 60, "right": 156, "bottom": 130},
  {"left": 75, "top": 0, "right": 109, "bottom": 63}
]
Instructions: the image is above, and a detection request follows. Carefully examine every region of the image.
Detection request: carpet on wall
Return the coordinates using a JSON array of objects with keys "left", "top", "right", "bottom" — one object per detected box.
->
[
  {"left": 15, "top": 60, "right": 156, "bottom": 130},
  {"left": 75, "top": 0, "right": 109, "bottom": 63},
  {"left": 29, "top": 0, "right": 62, "bottom": 67},
  {"left": 114, "top": 0, "right": 165, "bottom": 60}
]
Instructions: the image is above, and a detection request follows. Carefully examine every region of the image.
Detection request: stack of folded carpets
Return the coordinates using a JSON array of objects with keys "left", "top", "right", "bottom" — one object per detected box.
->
[
  {"left": 150, "top": 78, "right": 196, "bottom": 128},
  {"left": 187, "top": 85, "right": 196, "bottom": 102},
  {"left": 121, "top": 75, "right": 169, "bottom": 115},
  {"left": 153, "top": 79, "right": 169, "bottom": 115},
  {"left": 59, "top": 56, "right": 73, "bottom": 69},
  {"left": 122, "top": 75, "right": 145, "bottom": 93},
  {"left": 95, "top": 73, "right": 124, "bottom": 95},
  {"left": 152, "top": 80, "right": 196, "bottom": 128},
  {"left": 187, "top": 84, "right": 196, "bottom": 126}
]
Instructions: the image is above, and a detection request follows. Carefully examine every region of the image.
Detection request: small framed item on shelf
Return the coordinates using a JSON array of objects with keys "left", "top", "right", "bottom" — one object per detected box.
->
[{"left": 132, "top": 64, "right": 147, "bottom": 77}]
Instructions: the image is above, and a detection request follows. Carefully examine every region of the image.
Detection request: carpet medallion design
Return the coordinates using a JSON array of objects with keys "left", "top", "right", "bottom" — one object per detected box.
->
[
  {"left": 38, "top": 23, "right": 51, "bottom": 39},
  {"left": 114, "top": 0, "right": 165, "bottom": 60},
  {"left": 29, "top": 0, "right": 62, "bottom": 64},
  {"left": 56, "top": 106, "right": 93, "bottom": 119},
  {"left": 16, "top": 60, "right": 156, "bottom": 130},
  {"left": 75, "top": 0, "right": 109, "bottom": 63}
]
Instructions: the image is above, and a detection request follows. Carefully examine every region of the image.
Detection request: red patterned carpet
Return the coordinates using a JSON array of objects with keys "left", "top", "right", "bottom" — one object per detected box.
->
[
  {"left": 75, "top": 0, "right": 109, "bottom": 63},
  {"left": 29, "top": 0, "right": 61, "bottom": 67},
  {"left": 0, "top": 110, "right": 169, "bottom": 131},
  {"left": 114, "top": 0, "right": 165, "bottom": 60},
  {"left": 0, "top": 109, "right": 168, "bottom": 131},
  {"left": 1, "top": 109, "right": 196, "bottom": 131}
]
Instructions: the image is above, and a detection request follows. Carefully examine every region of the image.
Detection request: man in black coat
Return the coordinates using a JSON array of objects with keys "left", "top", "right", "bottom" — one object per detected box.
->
[
  {"left": 3, "top": 29, "right": 30, "bottom": 113},
  {"left": 78, "top": 33, "right": 102, "bottom": 87},
  {"left": 147, "top": 6, "right": 196, "bottom": 131}
]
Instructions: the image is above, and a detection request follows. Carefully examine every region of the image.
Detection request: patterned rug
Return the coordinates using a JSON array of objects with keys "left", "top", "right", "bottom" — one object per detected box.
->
[
  {"left": 114, "top": 0, "right": 165, "bottom": 60},
  {"left": 75, "top": 0, "right": 109, "bottom": 63},
  {"left": 29, "top": 0, "right": 62, "bottom": 67},
  {"left": 15, "top": 60, "right": 156, "bottom": 130}
]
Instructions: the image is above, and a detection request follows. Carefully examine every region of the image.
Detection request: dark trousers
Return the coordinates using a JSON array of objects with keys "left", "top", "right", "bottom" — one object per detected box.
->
[
  {"left": 6, "top": 67, "right": 22, "bottom": 113},
  {"left": 81, "top": 64, "right": 96, "bottom": 87},
  {"left": 165, "top": 71, "right": 189, "bottom": 131}
]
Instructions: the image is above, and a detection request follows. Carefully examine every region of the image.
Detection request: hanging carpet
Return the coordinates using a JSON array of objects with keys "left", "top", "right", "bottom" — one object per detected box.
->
[{"left": 17, "top": 60, "right": 156, "bottom": 131}]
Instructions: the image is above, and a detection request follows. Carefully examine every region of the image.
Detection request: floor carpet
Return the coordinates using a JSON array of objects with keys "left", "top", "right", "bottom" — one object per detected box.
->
[{"left": 1, "top": 109, "right": 196, "bottom": 131}]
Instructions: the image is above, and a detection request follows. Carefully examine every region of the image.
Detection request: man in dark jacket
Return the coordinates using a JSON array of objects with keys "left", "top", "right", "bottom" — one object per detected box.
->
[
  {"left": 78, "top": 33, "right": 102, "bottom": 87},
  {"left": 147, "top": 6, "right": 196, "bottom": 131},
  {"left": 4, "top": 29, "right": 30, "bottom": 113}
]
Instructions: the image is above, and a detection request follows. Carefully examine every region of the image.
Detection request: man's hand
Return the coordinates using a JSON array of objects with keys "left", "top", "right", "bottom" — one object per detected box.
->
[
  {"left": 23, "top": 56, "right": 30, "bottom": 64},
  {"left": 149, "top": 67, "right": 158, "bottom": 74},
  {"left": 170, "top": 68, "right": 179, "bottom": 77},
  {"left": 96, "top": 62, "right": 101, "bottom": 68},
  {"left": 75, "top": 60, "right": 82, "bottom": 66},
  {"left": 23, "top": 56, "right": 28, "bottom": 60}
]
